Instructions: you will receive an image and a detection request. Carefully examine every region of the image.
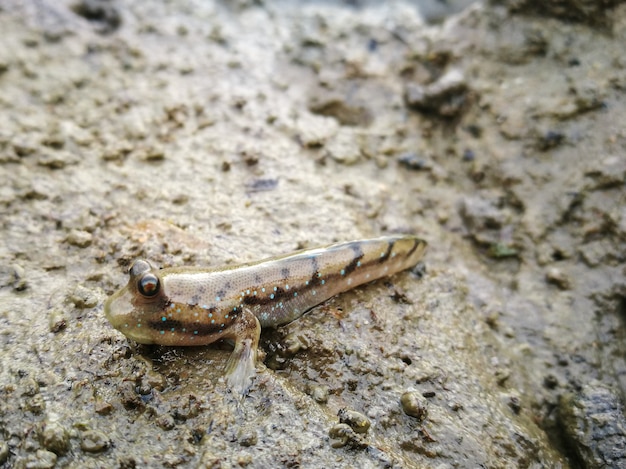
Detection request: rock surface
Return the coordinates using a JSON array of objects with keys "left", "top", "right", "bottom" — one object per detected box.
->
[{"left": 1, "top": 0, "right": 625, "bottom": 467}]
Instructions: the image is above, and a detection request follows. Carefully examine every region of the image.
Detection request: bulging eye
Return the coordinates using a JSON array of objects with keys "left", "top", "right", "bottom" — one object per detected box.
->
[{"left": 138, "top": 273, "right": 160, "bottom": 297}]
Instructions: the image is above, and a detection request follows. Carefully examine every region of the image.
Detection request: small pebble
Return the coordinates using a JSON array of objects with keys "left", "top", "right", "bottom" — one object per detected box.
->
[
  {"left": 238, "top": 430, "right": 257, "bottom": 447},
  {"left": 283, "top": 332, "right": 305, "bottom": 356},
  {"left": 11, "top": 264, "right": 28, "bottom": 291},
  {"left": 69, "top": 285, "right": 99, "bottom": 309},
  {"left": 328, "top": 423, "right": 363, "bottom": 449},
  {"left": 338, "top": 409, "right": 370, "bottom": 434},
  {"left": 237, "top": 454, "right": 253, "bottom": 466},
  {"left": 308, "top": 384, "right": 329, "bottom": 404},
  {"left": 156, "top": 413, "right": 175, "bottom": 431},
  {"left": 66, "top": 229, "right": 93, "bottom": 248},
  {"left": 41, "top": 422, "right": 70, "bottom": 455},
  {"left": 400, "top": 391, "right": 428, "bottom": 421},
  {"left": 508, "top": 395, "right": 522, "bottom": 414},
  {"left": 545, "top": 267, "right": 571, "bottom": 290},
  {"left": 48, "top": 309, "right": 67, "bottom": 333},
  {"left": 25, "top": 449, "right": 57, "bottom": 469},
  {"left": 543, "top": 374, "right": 559, "bottom": 389},
  {"left": 118, "top": 381, "right": 144, "bottom": 410},
  {"left": 0, "top": 441, "right": 8, "bottom": 464},
  {"left": 397, "top": 152, "right": 432, "bottom": 171},
  {"left": 80, "top": 430, "right": 110, "bottom": 453},
  {"left": 94, "top": 401, "right": 113, "bottom": 415}
]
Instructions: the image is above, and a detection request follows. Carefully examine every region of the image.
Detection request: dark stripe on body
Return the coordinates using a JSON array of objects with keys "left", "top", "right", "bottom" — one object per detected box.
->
[
  {"left": 342, "top": 244, "right": 364, "bottom": 276},
  {"left": 378, "top": 241, "right": 394, "bottom": 263},
  {"left": 405, "top": 238, "right": 421, "bottom": 258}
]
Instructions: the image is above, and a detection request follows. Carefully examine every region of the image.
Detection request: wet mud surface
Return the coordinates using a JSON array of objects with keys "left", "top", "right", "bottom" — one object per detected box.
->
[{"left": 0, "top": 1, "right": 625, "bottom": 467}]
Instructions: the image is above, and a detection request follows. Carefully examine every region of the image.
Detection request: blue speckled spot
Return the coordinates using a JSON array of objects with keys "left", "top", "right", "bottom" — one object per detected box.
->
[
  {"left": 182, "top": 328, "right": 186, "bottom": 332},
  {"left": 220, "top": 323, "right": 224, "bottom": 328},
  {"left": 286, "top": 284, "right": 290, "bottom": 290},
  {"left": 340, "top": 269, "right": 345, "bottom": 276},
  {"left": 253, "top": 290, "right": 257, "bottom": 295},
  {"left": 294, "top": 292, "right": 298, "bottom": 297},
  {"left": 211, "top": 319, "right": 215, "bottom": 324},
  {"left": 262, "top": 287, "right": 266, "bottom": 292},
  {"left": 202, "top": 304, "right": 208, "bottom": 310},
  {"left": 233, "top": 306, "right": 237, "bottom": 311},
  {"left": 246, "top": 289, "right": 250, "bottom": 294},
  {"left": 208, "top": 312, "right": 213, "bottom": 318},
  {"left": 357, "top": 261, "right": 361, "bottom": 267},
  {"left": 161, "top": 317, "right": 166, "bottom": 321},
  {"left": 137, "top": 323, "right": 141, "bottom": 328},
  {"left": 380, "top": 252, "right": 385, "bottom": 257},
  {"left": 176, "top": 308, "right": 181, "bottom": 313},
  {"left": 170, "top": 328, "right": 175, "bottom": 332},
  {"left": 321, "top": 279, "right": 325, "bottom": 285},
  {"left": 312, "top": 290, "right": 317, "bottom": 296},
  {"left": 241, "top": 292, "right": 244, "bottom": 297},
  {"left": 317, "top": 272, "right": 321, "bottom": 277},
  {"left": 194, "top": 330, "right": 198, "bottom": 335},
  {"left": 216, "top": 296, "right": 221, "bottom": 302},
  {"left": 305, "top": 280, "right": 309, "bottom": 285},
  {"left": 270, "top": 293, "right": 275, "bottom": 299},
  {"left": 170, "top": 303, "right": 175, "bottom": 309},
  {"left": 225, "top": 314, "right": 229, "bottom": 319},
  {"left": 274, "top": 286, "right": 278, "bottom": 291},
  {"left": 160, "top": 330, "right": 164, "bottom": 335}
]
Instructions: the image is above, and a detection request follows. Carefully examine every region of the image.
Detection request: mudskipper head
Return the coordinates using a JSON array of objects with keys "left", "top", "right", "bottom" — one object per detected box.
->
[{"left": 104, "top": 259, "right": 167, "bottom": 344}]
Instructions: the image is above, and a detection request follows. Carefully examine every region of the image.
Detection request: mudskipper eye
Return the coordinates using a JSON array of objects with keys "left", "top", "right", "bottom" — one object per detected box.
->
[{"left": 138, "top": 273, "right": 160, "bottom": 297}]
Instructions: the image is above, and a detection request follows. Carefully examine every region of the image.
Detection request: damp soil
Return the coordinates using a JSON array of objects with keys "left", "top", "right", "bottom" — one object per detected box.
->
[{"left": 0, "top": 1, "right": 625, "bottom": 468}]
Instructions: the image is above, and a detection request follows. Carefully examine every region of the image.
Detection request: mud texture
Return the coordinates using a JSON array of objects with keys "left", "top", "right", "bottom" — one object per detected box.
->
[{"left": 1, "top": 1, "right": 625, "bottom": 468}]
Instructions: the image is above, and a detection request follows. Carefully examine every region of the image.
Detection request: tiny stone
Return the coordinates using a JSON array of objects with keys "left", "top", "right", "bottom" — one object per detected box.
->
[
  {"left": 27, "top": 394, "right": 46, "bottom": 414},
  {"left": 22, "top": 377, "right": 40, "bottom": 397},
  {"left": 138, "top": 145, "right": 165, "bottom": 161},
  {"left": 238, "top": 430, "right": 257, "bottom": 447},
  {"left": 95, "top": 401, "right": 113, "bottom": 415},
  {"left": 328, "top": 423, "right": 357, "bottom": 449},
  {"left": 25, "top": 449, "right": 57, "bottom": 469},
  {"left": 338, "top": 409, "right": 370, "bottom": 434},
  {"left": 397, "top": 152, "right": 431, "bottom": 171},
  {"left": 69, "top": 285, "right": 99, "bottom": 309},
  {"left": 156, "top": 413, "right": 176, "bottom": 431},
  {"left": 66, "top": 229, "right": 93, "bottom": 248},
  {"left": 545, "top": 267, "right": 571, "bottom": 290},
  {"left": 37, "top": 150, "right": 79, "bottom": 169},
  {"left": 308, "top": 384, "right": 329, "bottom": 404},
  {"left": 543, "top": 374, "right": 559, "bottom": 389},
  {"left": 283, "top": 332, "right": 304, "bottom": 356},
  {"left": 0, "top": 441, "right": 8, "bottom": 464},
  {"left": 41, "top": 422, "right": 70, "bottom": 455},
  {"left": 11, "top": 264, "right": 27, "bottom": 291},
  {"left": 48, "top": 309, "right": 67, "bottom": 333},
  {"left": 237, "top": 454, "right": 253, "bottom": 466},
  {"left": 508, "top": 395, "right": 522, "bottom": 414},
  {"left": 118, "top": 381, "right": 144, "bottom": 410},
  {"left": 401, "top": 391, "right": 428, "bottom": 420},
  {"left": 80, "top": 430, "right": 110, "bottom": 453}
]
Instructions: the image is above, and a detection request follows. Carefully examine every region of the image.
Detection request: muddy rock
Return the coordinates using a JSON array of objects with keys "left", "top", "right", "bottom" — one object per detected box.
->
[
  {"left": 1, "top": 0, "right": 626, "bottom": 467},
  {"left": 558, "top": 382, "right": 626, "bottom": 468},
  {"left": 405, "top": 68, "right": 469, "bottom": 117}
]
